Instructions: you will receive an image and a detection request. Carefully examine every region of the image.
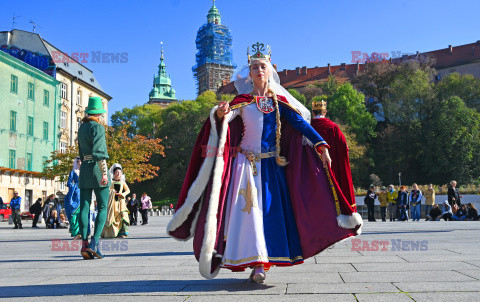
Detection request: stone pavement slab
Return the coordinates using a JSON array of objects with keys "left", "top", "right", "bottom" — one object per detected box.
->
[
  {"left": 394, "top": 281, "right": 480, "bottom": 292},
  {"left": 409, "top": 292, "right": 480, "bottom": 302},
  {"left": 1, "top": 217, "right": 479, "bottom": 301},
  {"left": 355, "top": 293, "right": 414, "bottom": 301}
]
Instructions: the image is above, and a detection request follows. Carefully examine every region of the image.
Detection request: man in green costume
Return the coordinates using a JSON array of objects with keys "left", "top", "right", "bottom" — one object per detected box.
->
[{"left": 78, "top": 97, "right": 110, "bottom": 259}]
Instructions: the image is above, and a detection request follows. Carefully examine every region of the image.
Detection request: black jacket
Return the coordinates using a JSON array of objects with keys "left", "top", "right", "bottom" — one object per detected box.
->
[
  {"left": 448, "top": 187, "right": 461, "bottom": 206},
  {"left": 429, "top": 207, "right": 442, "bottom": 219},
  {"left": 364, "top": 189, "right": 377, "bottom": 206},
  {"left": 130, "top": 198, "right": 139, "bottom": 211},
  {"left": 467, "top": 208, "right": 479, "bottom": 220},
  {"left": 30, "top": 201, "right": 43, "bottom": 215}
]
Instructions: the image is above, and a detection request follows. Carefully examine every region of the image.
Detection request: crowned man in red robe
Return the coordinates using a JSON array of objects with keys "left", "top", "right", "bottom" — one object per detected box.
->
[
  {"left": 310, "top": 100, "right": 358, "bottom": 215},
  {"left": 167, "top": 43, "right": 362, "bottom": 282}
]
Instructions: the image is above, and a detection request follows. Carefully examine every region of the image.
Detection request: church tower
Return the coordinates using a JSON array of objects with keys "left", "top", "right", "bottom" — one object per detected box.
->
[
  {"left": 148, "top": 46, "right": 177, "bottom": 107},
  {"left": 193, "top": 0, "right": 236, "bottom": 95}
]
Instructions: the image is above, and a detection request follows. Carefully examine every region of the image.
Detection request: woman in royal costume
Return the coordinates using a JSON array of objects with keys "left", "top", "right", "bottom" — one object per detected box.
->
[
  {"left": 167, "top": 43, "right": 362, "bottom": 282},
  {"left": 102, "top": 163, "right": 130, "bottom": 238},
  {"left": 64, "top": 157, "right": 83, "bottom": 239}
]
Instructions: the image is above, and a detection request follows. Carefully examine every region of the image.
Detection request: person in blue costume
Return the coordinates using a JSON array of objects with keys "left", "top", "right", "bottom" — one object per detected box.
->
[
  {"left": 168, "top": 42, "right": 362, "bottom": 283},
  {"left": 214, "top": 43, "right": 331, "bottom": 283},
  {"left": 64, "top": 157, "right": 90, "bottom": 239}
]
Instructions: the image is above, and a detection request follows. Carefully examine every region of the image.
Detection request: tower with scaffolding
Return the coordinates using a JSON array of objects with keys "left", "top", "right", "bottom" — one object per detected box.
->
[{"left": 192, "top": 1, "right": 236, "bottom": 95}]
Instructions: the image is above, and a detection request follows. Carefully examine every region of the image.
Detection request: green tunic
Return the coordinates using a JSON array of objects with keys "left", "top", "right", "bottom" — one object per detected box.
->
[{"left": 78, "top": 119, "right": 110, "bottom": 189}]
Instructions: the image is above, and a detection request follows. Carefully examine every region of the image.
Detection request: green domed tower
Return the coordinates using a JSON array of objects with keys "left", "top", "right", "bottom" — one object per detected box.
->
[{"left": 148, "top": 47, "right": 177, "bottom": 107}]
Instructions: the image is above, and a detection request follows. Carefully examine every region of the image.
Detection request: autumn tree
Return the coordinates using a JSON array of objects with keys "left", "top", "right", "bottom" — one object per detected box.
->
[{"left": 42, "top": 123, "right": 164, "bottom": 183}]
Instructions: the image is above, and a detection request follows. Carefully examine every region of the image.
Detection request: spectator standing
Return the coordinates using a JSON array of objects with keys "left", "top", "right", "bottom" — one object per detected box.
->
[
  {"left": 364, "top": 185, "right": 377, "bottom": 222},
  {"left": 30, "top": 198, "right": 43, "bottom": 228},
  {"left": 140, "top": 192, "right": 152, "bottom": 225},
  {"left": 131, "top": 193, "right": 139, "bottom": 225},
  {"left": 10, "top": 191, "right": 22, "bottom": 229},
  {"left": 378, "top": 187, "right": 388, "bottom": 222},
  {"left": 387, "top": 185, "right": 398, "bottom": 221},
  {"left": 397, "top": 186, "right": 409, "bottom": 221},
  {"left": 424, "top": 184, "right": 435, "bottom": 221},
  {"left": 409, "top": 183, "right": 423, "bottom": 221},
  {"left": 43, "top": 195, "right": 55, "bottom": 226},
  {"left": 448, "top": 180, "right": 461, "bottom": 206}
]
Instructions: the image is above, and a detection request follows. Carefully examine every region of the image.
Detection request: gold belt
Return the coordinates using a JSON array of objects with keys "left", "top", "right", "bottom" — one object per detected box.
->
[
  {"left": 240, "top": 149, "right": 276, "bottom": 176},
  {"left": 83, "top": 155, "right": 93, "bottom": 161}
]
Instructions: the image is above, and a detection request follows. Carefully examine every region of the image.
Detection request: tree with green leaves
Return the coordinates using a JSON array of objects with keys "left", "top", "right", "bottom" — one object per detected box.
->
[
  {"left": 147, "top": 91, "right": 219, "bottom": 199},
  {"left": 316, "top": 83, "right": 377, "bottom": 145},
  {"left": 436, "top": 72, "right": 480, "bottom": 111},
  {"left": 421, "top": 96, "right": 480, "bottom": 184}
]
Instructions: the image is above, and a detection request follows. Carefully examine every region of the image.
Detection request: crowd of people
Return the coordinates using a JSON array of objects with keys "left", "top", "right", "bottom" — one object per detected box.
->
[
  {"left": 364, "top": 181, "right": 479, "bottom": 222},
  {"left": 2, "top": 160, "right": 154, "bottom": 236}
]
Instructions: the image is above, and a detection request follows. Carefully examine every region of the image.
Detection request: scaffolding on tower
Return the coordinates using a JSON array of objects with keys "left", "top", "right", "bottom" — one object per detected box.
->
[{"left": 192, "top": 21, "right": 236, "bottom": 95}]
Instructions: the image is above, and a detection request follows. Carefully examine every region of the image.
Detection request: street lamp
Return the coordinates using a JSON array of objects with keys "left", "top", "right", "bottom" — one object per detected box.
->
[{"left": 398, "top": 172, "right": 402, "bottom": 187}]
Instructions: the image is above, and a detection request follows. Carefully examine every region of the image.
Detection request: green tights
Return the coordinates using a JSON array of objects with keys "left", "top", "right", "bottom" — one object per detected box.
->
[{"left": 79, "top": 187, "right": 109, "bottom": 241}]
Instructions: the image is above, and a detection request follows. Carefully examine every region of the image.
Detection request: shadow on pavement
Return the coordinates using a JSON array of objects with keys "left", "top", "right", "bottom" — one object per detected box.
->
[
  {"left": 0, "top": 279, "right": 274, "bottom": 297},
  {"left": 362, "top": 230, "right": 452, "bottom": 235},
  {"left": 53, "top": 251, "right": 194, "bottom": 258}
]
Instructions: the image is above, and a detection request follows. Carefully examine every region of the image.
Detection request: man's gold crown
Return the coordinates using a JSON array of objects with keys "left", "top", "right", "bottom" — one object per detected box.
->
[
  {"left": 312, "top": 100, "right": 327, "bottom": 111},
  {"left": 248, "top": 42, "right": 271, "bottom": 63}
]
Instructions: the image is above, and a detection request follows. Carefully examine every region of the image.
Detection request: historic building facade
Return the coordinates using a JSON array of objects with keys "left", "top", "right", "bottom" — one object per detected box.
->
[
  {"left": 0, "top": 50, "right": 59, "bottom": 210},
  {"left": 0, "top": 29, "right": 111, "bottom": 203}
]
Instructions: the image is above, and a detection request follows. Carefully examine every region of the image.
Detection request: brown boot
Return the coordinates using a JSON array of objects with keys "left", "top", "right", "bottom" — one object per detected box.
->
[{"left": 81, "top": 240, "right": 93, "bottom": 260}]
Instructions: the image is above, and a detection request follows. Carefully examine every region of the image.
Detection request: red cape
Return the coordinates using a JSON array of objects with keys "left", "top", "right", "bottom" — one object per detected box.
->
[
  {"left": 167, "top": 95, "right": 362, "bottom": 279},
  {"left": 311, "top": 118, "right": 357, "bottom": 214}
]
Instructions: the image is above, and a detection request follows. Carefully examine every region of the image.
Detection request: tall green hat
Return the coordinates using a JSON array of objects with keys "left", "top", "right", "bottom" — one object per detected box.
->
[{"left": 85, "top": 97, "right": 106, "bottom": 114}]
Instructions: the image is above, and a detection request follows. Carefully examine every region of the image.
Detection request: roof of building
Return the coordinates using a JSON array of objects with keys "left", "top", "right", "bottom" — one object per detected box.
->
[
  {"left": 0, "top": 29, "right": 111, "bottom": 99},
  {"left": 218, "top": 40, "right": 480, "bottom": 95}
]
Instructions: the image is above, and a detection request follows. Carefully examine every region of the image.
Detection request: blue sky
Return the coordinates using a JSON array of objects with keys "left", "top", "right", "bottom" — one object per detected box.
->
[{"left": 2, "top": 0, "right": 479, "bottom": 121}]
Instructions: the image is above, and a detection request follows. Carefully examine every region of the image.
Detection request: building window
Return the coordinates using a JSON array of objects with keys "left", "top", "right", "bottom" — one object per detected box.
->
[
  {"left": 10, "top": 75, "right": 18, "bottom": 94},
  {"left": 10, "top": 111, "right": 17, "bottom": 131},
  {"left": 43, "top": 90, "right": 50, "bottom": 107},
  {"left": 61, "top": 83, "right": 68, "bottom": 99},
  {"left": 43, "top": 122, "right": 49, "bottom": 140},
  {"left": 9, "top": 150, "right": 16, "bottom": 169},
  {"left": 61, "top": 111, "right": 67, "bottom": 129},
  {"left": 28, "top": 82, "right": 35, "bottom": 100},
  {"left": 60, "top": 142, "right": 67, "bottom": 154},
  {"left": 27, "top": 153, "right": 32, "bottom": 171},
  {"left": 77, "top": 90, "right": 82, "bottom": 106},
  {"left": 27, "top": 116, "right": 34, "bottom": 136},
  {"left": 42, "top": 156, "right": 48, "bottom": 170}
]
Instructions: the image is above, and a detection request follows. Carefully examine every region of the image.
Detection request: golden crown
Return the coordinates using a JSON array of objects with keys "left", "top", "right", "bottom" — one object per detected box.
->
[
  {"left": 312, "top": 99, "right": 327, "bottom": 111},
  {"left": 248, "top": 42, "right": 271, "bottom": 63}
]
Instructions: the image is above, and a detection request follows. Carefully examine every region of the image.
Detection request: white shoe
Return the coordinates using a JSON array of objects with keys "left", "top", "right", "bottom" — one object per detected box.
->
[{"left": 250, "top": 266, "right": 266, "bottom": 283}]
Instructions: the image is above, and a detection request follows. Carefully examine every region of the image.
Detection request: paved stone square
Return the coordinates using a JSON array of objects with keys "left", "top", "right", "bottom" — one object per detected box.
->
[{"left": 1, "top": 217, "right": 479, "bottom": 301}]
